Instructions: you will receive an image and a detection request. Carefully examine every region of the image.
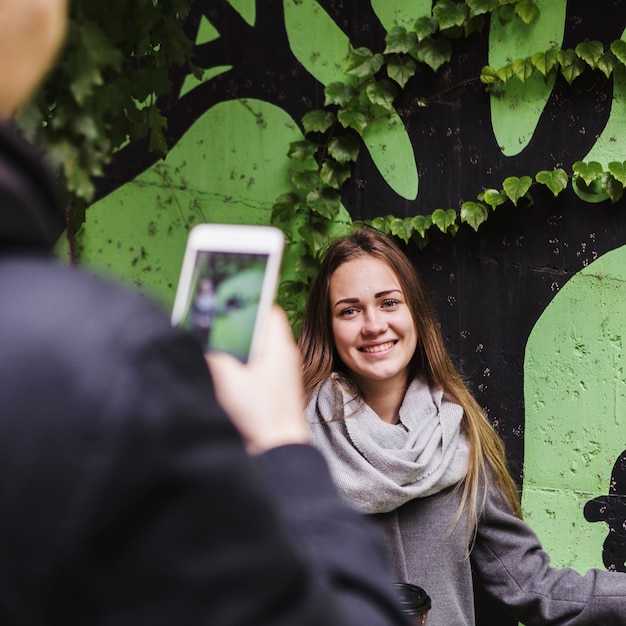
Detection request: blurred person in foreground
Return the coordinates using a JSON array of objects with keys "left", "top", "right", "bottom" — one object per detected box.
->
[{"left": 0, "top": 2, "right": 408, "bottom": 624}]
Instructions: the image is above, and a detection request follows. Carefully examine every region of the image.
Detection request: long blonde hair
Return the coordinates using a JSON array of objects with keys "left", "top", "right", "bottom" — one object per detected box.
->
[{"left": 297, "top": 228, "right": 522, "bottom": 528}]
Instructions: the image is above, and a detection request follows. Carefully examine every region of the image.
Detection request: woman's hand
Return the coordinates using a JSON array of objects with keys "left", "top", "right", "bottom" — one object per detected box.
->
[{"left": 206, "top": 306, "right": 308, "bottom": 455}]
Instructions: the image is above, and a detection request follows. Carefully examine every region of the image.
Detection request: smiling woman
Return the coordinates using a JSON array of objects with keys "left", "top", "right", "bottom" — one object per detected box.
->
[{"left": 298, "top": 227, "right": 626, "bottom": 626}]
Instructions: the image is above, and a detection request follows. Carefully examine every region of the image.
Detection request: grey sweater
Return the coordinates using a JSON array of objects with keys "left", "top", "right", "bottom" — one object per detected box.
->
[{"left": 369, "top": 480, "right": 626, "bottom": 625}]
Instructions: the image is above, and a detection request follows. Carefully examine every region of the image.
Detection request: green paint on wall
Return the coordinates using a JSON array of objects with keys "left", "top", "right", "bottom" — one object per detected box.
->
[
  {"left": 371, "top": 0, "right": 432, "bottom": 30},
  {"left": 228, "top": 0, "right": 256, "bottom": 27},
  {"left": 283, "top": 0, "right": 418, "bottom": 200},
  {"left": 524, "top": 245, "right": 626, "bottom": 571},
  {"left": 489, "top": 0, "right": 566, "bottom": 156},
  {"left": 67, "top": 99, "right": 307, "bottom": 310}
]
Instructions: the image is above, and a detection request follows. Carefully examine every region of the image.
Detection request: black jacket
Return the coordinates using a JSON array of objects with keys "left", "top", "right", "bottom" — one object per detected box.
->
[{"left": 0, "top": 122, "right": 408, "bottom": 626}]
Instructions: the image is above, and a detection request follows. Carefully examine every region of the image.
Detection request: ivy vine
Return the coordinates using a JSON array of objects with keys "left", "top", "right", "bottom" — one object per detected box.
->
[{"left": 271, "top": 0, "right": 626, "bottom": 328}]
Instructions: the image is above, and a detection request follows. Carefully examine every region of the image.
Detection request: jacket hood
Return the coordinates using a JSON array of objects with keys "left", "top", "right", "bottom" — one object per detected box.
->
[{"left": 0, "top": 120, "right": 66, "bottom": 253}]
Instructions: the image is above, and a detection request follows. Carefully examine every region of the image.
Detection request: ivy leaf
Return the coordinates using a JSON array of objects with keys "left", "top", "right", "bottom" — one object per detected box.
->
[
  {"left": 575, "top": 41, "right": 604, "bottom": 70},
  {"left": 287, "top": 140, "right": 318, "bottom": 161},
  {"left": 512, "top": 57, "right": 535, "bottom": 83},
  {"left": 597, "top": 51, "right": 617, "bottom": 79},
  {"left": 433, "top": 0, "right": 469, "bottom": 30},
  {"left": 389, "top": 218, "right": 413, "bottom": 243},
  {"left": 337, "top": 106, "right": 369, "bottom": 134},
  {"left": 608, "top": 161, "right": 626, "bottom": 185},
  {"left": 610, "top": 40, "right": 626, "bottom": 66},
  {"left": 302, "top": 110, "right": 336, "bottom": 134},
  {"left": 572, "top": 160, "right": 603, "bottom": 185},
  {"left": 514, "top": 0, "right": 540, "bottom": 25},
  {"left": 480, "top": 65, "right": 499, "bottom": 84},
  {"left": 530, "top": 49, "right": 559, "bottom": 77},
  {"left": 272, "top": 193, "right": 300, "bottom": 222},
  {"left": 384, "top": 26, "right": 417, "bottom": 54},
  {"left": 328, "top": 135, "right": 361, "bottom": 163},
  {"left": 306, "top": 187, "right": 342, "bottom": 220},
  {"left": 481, "top": 188, "right": 507, "bottom": 209},
  {"left": 298, "top": 219, "right": 334, "bottom": 255},
  {"left": 320, "top": 160, "right": 352, "bottom": 189},
  {"left": 292, "top": 169, "right": 320, "bottom": 191},
  {"left": 324, "top": 82, "right": 356, "bottom": 107},
  {"left": 415, "top": 37, "right": 452, "bottom": 72},
  {"left": 460, "top": 201, "right": 489, "bottom": 231},
  {"left": 496, "top": 64, "right": 515, "bottom": 82},
  {"left": 464, "top": 15, "right": 485, "bottom": 37},
  {"left": 535, "top": 168, "right": 569, "bottom": 197},
  {"left": 431, "top": 208, "right": 458, "bottom": 234},
  {"left": 145, "top": 105, "right": 169, "bottom": 156},
  {"left": 387, "top": 56, "right": 417, "bottom": 88},
  {"left": 365, "top": 79, "right": 397, "bottom": 111},
  {"left": 466, "top": 0, "right": 499, "bottom": 17},
  {"left": 410, "top": 215, "right": 433, "bottom": 237},
  {"left": 557, "top": 49, "right": 586, "bottom": 85},
  {"left": 413, "top": 16, "right": 438, "bottom": 41},
  {"left": 369, "top": 216, "right": 391, "bottom": 234},
  {"left": 345, "top": 47, "right": 384, "bottom": 78},
  {"left": 503, "top": 175, "right": 532, "bottom": 205},
  {"left": 602, "top": 172, "right": 624, "bottom": 204}
]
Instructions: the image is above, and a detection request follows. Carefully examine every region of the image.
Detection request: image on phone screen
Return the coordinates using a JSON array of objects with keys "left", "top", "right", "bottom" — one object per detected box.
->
[{"left": 178, "top": 250, "right": 269, "bottom": 362}]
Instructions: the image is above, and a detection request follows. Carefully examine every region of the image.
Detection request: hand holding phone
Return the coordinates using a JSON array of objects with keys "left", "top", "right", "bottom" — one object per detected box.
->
[{"left": 171, "top": 223, "right": 284, "bottom": 363}]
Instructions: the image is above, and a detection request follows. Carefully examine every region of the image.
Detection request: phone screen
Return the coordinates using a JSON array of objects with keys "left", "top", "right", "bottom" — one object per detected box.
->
[{"left": 178, "top": 249, "right": 269, "bottom": 362}]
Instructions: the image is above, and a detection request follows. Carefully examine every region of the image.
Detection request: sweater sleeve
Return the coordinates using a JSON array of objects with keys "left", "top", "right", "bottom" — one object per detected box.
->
[{"left": 471, "top": 480, "right": 626, "bottom": 624}]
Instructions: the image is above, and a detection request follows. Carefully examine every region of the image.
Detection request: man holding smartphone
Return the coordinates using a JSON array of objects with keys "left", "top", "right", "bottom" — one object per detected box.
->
[{"left": 0, "top": 2, "right": 409, "bottom": 625}]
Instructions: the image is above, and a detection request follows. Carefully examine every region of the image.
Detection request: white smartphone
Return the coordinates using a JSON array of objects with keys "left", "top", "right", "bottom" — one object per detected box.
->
[{"left": 171, "top": 223, "right": 284, "bottom": 363}]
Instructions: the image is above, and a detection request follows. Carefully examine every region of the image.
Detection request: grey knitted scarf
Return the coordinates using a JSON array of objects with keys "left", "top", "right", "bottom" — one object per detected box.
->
[{"left": 306, "top": 375, "right": 470, "bottom": 514}]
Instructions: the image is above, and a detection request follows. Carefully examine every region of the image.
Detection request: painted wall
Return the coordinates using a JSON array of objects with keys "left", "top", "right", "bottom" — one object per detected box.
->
[{"left": 61, "top": 1, "right": 626, "bottom": 622}]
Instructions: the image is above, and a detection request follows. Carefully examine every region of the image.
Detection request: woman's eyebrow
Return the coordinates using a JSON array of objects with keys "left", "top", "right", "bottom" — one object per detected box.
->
[
  {"left": 333, "top": 288, "right": 402, "bottom": 308},
  {"left": 333, "top": 297, "right": 359, "bottom": 308},
  {"left": 375, "top": 288, "right": 402, "bottom": 298}
]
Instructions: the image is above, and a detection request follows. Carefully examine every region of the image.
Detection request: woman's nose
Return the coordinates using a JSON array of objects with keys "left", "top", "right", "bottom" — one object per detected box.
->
[{"left": 361, "top": 309, "right": 387, "bottom": 335}]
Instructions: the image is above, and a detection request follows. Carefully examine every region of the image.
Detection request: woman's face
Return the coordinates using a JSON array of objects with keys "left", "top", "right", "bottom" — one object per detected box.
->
[{"left": 329, "top": 256, "right": 418, "bottom": 393}]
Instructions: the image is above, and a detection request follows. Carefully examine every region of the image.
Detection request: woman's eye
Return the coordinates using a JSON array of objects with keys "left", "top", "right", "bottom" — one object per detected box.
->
[
  {"left": 339, "top": 307, "right": 358, "bottom": 317},
  {"left": 381, "top": 299, "right": 399, "bottom": 309}
]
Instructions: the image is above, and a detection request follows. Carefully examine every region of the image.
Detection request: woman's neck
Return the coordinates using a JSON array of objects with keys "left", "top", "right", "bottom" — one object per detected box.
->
[{"left": 359, "top": 376, "right": 409, "bottom": 424}]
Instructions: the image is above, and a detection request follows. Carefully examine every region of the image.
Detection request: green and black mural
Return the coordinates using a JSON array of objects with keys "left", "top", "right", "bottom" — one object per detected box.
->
[{"left": 35, "top": 1, "right": 626, "bottom": 622}]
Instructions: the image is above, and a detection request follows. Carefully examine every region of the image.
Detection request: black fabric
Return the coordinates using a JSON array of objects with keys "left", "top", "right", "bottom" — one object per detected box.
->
[{"left": 0, "top": 124, "right": 408, "bottom": 625}]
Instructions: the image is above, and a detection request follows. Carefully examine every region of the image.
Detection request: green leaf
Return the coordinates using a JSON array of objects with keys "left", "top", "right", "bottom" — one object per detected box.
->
[
  {"left": 431, "top": 208, "right": 458, "bottom": 233},
  {"left": 602, "top": 172, "right": 624, "bottom": 204},
  {"left": 384, "top": 26, "right": 418, "bottom": 54},
  {"left": 345, "top": 47, "right": 384, "bottom": 78},
  {"left": 292, "top": 169, "right": 320, "bottom": 191},
  {"left": 480, "top": 65, "right": 499, "bottom": 85},
  {"left": 365, "top": 79, "right": 397, "bottom": 111},
  {"left": 387, "top": 56, "right": 417, "bottom": 88},
  {"left": 610, "top": 39, "right": 626, "bottom": 66},
  {"left": 512, "top": 57, "right": 535, "bottom": 83},
  {"left": 320, "top": 160, "right": 352, "bottom": 189},
  {"left": 460, "top": 201, "right": 489, "bottom": 231},
  {"left": 466, "top": 0, "right": 499, "bottom": 17},
  {"left": 324, "top": 82, "right": 356, "bottom": 107},
  {"left": 306, "top": 187, "right": 342, "bottom": 220},
  {"left": 302, "top": 110, "right": 336, "bottom": 134},
  {"left": 481, "top": 188, "right": 507, "bottom": 209},
  {"left": 272, "top": 193, "right": 300, "bottom": 222},
  {"left": 433, "top": 0, "right": 469, "bottom": 30},
  {"left": 390, "top": 218, "right": 413, "bottom": 243},
  {"left": 572, "top": 161, "right": 603, "bottom": 186},
  {"left": 496, "top": 64, "right": 515, "bottom": 82},
  {"left": 608, "top": 161, "right": 626, "bottom": 185},
  {"left": 557, "top": 49, "right": 586, "bottom": 85},
  {"left": 503, "top": 175, "right": 532, "bottom": 205},
  {"left": 369, "top": 216, "right": 391, "bottom": 234},
  {"left": 413, "top": 16, "right": 438, "bottom": 42},
  {"left": 299, "top": 220, "right": 334, "bottom": 255},
  {"left": 464, "top": 15, "right": 486, "bottom": 37},
  {"left": 575, "top": 41, "right": 604, "bottom": 70},
  {"left": 337, "top": 106, "right": 369, "bottom": 134},
  {"left": 415, "top": 37, "right": 452, "bottom": 72},
  {"left": 328, "top": 135, "right": 361, "bottom": 163},
  {"left": 515, "top": 0, "right": 540, "bottom": 25},
  {"left": 410, "top": 215, "right": 433, "bottom": 237},
  {"left": 287, "top": 140, "right": 318, "bottom": 161},
  {"left": 530, "top": 49, "right": 559, "bottom": 77},
  {"left": 597, "top": 51, "right": 617, "bottom": 79},
  {"left": 535, "top": 168, "right": 569, "bottom": 197}
]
